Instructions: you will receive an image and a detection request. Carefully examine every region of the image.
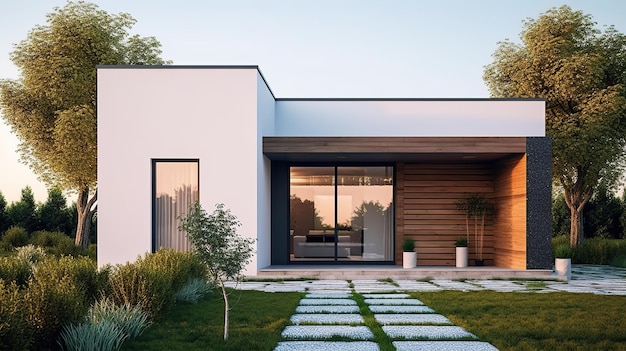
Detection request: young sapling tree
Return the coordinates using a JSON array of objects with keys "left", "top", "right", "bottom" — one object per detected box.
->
[{"left": 179, "top": 202, "right": 255, "bottom": 341}]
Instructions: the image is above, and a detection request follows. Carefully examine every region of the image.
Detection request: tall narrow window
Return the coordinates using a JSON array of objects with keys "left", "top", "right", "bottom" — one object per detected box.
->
[{"left": 153, "top": 160, "right": 199, "bottom": 252}]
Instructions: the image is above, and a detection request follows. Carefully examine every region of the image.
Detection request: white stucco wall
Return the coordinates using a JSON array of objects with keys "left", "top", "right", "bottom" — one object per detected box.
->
[
  {"left": 255, "top": 72, "right": 275, "bottom": 271},
  {"left": 275, "top": 100, "right": 545, "bottom": 137},
  {"left": 98, "top": 67, "right": 263, "bottom": 274},
  {"left": 98, "top": 65, "right": 547, "bottom": 274}
]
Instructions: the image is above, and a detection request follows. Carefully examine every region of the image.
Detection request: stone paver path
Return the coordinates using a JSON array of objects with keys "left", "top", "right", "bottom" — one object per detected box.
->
[
  {"left": 227, "top": 265, "right": 626, "bottom": 295},
  {"left": 274, "top": 291, "right": 499, "bottom": 350}
]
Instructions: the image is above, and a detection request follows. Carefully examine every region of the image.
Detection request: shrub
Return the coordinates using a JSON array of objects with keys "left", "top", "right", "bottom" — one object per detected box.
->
[
  {"left": 0, "top": 256, "right": 33, "bottom": 286},
  {"left": 25, "top": 274, "right": 86, "bottom": 350},
  {"left": 15, "top": 244, "right": 46, "bottom": 264},
  {"left": 175, "top": 278, "right": 213, "bottom": 304},
  {"left": 59, "top": 319, "right": 126, "bottom": 351},
  {"left": 87, "top": 298, "right": 150, "bottom": 338},
  {"left": 402, "top": 238, "right": 415, "bottom": 252},
  {"left": 0, "top": 280, "right": 32, "bottom": 350},
  {"left": 30, "top": 231, "right": 83, "bottom": 257},
  {"left": 34, "top": 256, "right": 107, "bottom": 303},
  {"left": 551, "top": 236, "right": 626, "bottom": 264},
  {"left": 107, "top": 249, "right": 205, "bottom": 318},
  {"left": 2, "top": 226, "right": 29, "bottom": 248}
]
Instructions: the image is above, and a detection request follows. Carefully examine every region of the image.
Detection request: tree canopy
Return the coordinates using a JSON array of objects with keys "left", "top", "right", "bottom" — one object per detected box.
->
[
  {"left": 0, "top": 1, "right": 170, "bottom": 247},
  {"left": 483, "top": 5, "right": 626, "bottom": 247}
]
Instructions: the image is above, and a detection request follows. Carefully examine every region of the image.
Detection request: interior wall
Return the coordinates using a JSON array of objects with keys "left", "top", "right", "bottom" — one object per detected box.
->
[
  {"left": 493, "top": 154, "right": 527, "bottom": 269},
  {"left": 396, "top": 163, "right": 495, "bottom": 266}
]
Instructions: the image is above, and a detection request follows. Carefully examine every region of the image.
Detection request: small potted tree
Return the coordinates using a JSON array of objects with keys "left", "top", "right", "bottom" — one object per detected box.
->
[
  {"left": 455, "top": 236, "right": 468, "bottom": 268},
  {"left": 402, "top": 238, "right": 416, "bottom": 268},
  {"left": 553, "top": 243, "right": 572, "bottom": 281},
  {"left": 457, "top": 193, "right": 495, "bottom": 266}
]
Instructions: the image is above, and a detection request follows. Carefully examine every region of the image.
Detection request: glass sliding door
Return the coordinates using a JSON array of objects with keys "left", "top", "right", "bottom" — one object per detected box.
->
[
  {"left": 153, "top": 160, "right": 199, "bottom": 252},
  {"left": 289, "top": 165, "right": 393, "bottom": 262},
  {"left": 290, "top": 167, "right": 336, "bottom": 261},
  {"left": 338, "top": 167, "right": 394, "bottom": 261}
]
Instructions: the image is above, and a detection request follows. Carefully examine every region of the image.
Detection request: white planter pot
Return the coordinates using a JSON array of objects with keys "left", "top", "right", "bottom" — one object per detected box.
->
[
  {"left": 456, "top": 247, "right": 468, "bottom": 268},
  {"left": 403, "top": 251, "right": 416, "bottom": 268},
  {"left": 555, "top": 258, "right": 571, "bottom": 281}
]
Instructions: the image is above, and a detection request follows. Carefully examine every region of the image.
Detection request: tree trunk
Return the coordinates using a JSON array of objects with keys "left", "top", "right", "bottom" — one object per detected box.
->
[
  {"left": 563, "top": 185, "right": 590, "bottom": 248},
  {"left": 220, "top": 279, "right": 229, "bottom": 340},
  {"left": 75, "top": 187, "right": 97, "bottom": 249}
]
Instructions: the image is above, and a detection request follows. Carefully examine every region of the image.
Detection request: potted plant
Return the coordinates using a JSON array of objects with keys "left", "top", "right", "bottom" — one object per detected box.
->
[
  {"left": 553, "top": 243, "right": 572, "bottom": 281},
  {"left": 402, "top": 238, "right": 416, "bottom": 268},
  {"left": 457, "top": 193, "right": 495, "bottom": 266},
  {"left": 455, "top": 236, "right": 468, "bottom": 268}
]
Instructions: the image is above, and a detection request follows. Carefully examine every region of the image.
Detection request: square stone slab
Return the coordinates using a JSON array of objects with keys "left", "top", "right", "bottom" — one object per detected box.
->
[
  {"left": 375, "top": 314, "right": 452, "bottom": 325},
  {"left": 393, "top": 341, "right": 498, "bottom": 351},
  {"left": 365, "top": 298, "right": 423, "bottom": 305},
  {"left": 291, "top": 314, "right": 364, "bottom": 325},
  {"left": 274, "top": 341, "right": 381, "bottom": 351},
  {"left": 382, "top": 326, "right": 476, "bottom": 340},
  {"left": 300, "top": 298, "right": 357, "bottom": 305},
  {"left": 296, "top": 305, "right": 360, "bottom": 314},
  {"left": 282, "top": 326, "right": 374, "bottom": 340},
  {"left": 369, "top": 305, "right": 435, "bottom": 314}
]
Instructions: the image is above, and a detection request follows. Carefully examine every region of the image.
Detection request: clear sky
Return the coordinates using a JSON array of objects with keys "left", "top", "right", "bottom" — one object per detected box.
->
[{"left": 1, "top": 0, "right": 624, "bottom": 203}]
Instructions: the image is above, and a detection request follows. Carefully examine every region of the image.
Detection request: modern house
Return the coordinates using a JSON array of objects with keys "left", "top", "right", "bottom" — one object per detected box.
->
[{"left": 97, "top": 66, "right": 553, "bottom": 278}]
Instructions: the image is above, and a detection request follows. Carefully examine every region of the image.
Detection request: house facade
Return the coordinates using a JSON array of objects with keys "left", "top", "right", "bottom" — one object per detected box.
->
[{"left": 97, "top": 66, "right": 552, "bottom": 276}]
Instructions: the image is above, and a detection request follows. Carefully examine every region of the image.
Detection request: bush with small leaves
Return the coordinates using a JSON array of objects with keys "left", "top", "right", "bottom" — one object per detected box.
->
[
  {"left": 0, "top": 255, "right": 33, "bottom": 286},
  {"left": 107, "top": 249, "right": 205, "bottom": 317},
  {"left": 2, "top": 226, "right": 29, "bottom": 248},
  {"left": 25, "top": 275, "right": 86, "bottom": 350},
  {"left": 0, "top": 280, "right": 33, "bottom": 350},
  {"left": 30, "top": 230, "right": 83, "bottom": 257},
  {"left": 15, "top": 244, "right": 46, "bottom": 264},
  {"left": 34, "top": 256, "right": 107, "bottom": 303}
]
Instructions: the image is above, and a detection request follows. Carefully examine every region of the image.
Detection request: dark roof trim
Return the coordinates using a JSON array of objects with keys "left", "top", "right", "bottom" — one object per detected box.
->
[
  {"left": 96, "top": 65, "right": 276, "bottom": 99},
  {"left": 276, "top": 97, "right": 546, "bottom": 102}
]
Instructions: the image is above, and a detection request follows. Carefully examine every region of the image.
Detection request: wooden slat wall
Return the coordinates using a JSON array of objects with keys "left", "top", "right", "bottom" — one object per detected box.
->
[
  {"left": 493, "top": 155, "right": 527, "bottom": 269},
  {"left": 396, "top": 163, "right": 496, "bottom": 266}
]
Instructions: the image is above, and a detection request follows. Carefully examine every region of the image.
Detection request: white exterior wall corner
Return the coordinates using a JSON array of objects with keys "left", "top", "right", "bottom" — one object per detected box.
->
[
  {"left": 275, "top": 100, "right": 545, "bottom": 137},
  {"left": 255, "top": 72, "right": 276, "bottom": 273},
  {"left": 97, "top": 67, "right": 261, "bottom": 271}
]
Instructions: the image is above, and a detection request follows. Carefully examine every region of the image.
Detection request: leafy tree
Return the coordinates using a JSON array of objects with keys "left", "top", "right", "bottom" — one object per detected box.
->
[
  {"left": 179, "top": 203, "right": 255, "bottom": 341},
  {"left": 583, "top": 183, "right": 623, "bottom": 239},
  {"left": 552, "top": 191, "right": 571, "bottom": 237},
  {"left": 0, "top": 1, "right": 169, "bottom": 248},
  {"left": 0, "top": 191, "right": 9, "bottom": 234},
  {"left": 37, "top": 187, "right": 73, "bottom": 234},
  {"left": 6, "top": 186, "right": 38, "bottom": 234},
  {"left": 483, "top": 6, "right": 626, "bottom": 247}
]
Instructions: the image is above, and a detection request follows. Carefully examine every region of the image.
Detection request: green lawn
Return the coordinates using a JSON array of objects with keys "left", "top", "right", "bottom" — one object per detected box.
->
[
  {"left": 416, "top": 291, "right": 626, "bottom": 351},
  {"left": 121, "top": 288, "right": 626, "bottom": 351},
  {"left": 121, "top": 289, "right": 303, "bottom": 351}
]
